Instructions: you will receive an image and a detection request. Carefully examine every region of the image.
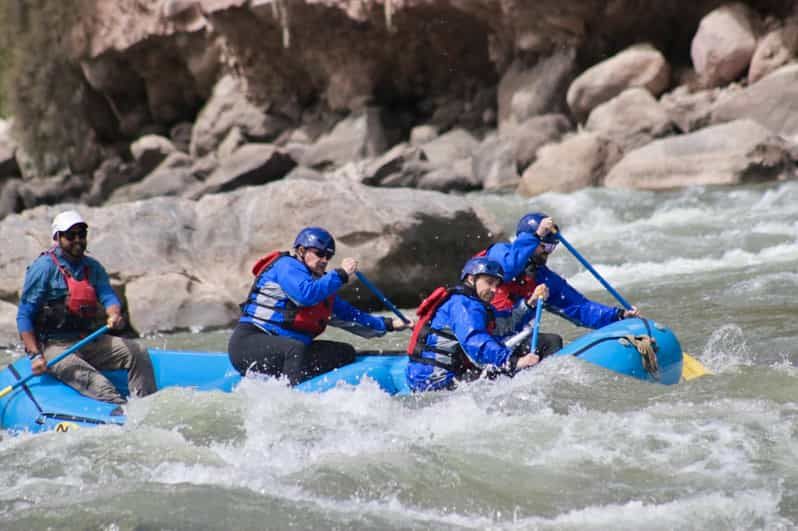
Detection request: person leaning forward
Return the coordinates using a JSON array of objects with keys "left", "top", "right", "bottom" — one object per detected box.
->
[
  {"left": 16, "top": 210, "right": 156, "bottom": 405},
  {"left": 405, "top": 257, "right": 541, "bottom": 392},
  {"left": 481, "top": 212, "right": 640, "bottom": 353},
  {"left": 228, "top": 226, "right": 412, "bottom": 385}
]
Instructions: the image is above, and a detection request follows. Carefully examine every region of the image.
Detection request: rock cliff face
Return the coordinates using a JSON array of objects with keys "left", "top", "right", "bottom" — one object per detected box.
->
[
  {"left": 0, "top": 0, "right": 797, "bottom": 343},
  {"left": 1, "top": 0, "right": 796, "bottom": 201}
]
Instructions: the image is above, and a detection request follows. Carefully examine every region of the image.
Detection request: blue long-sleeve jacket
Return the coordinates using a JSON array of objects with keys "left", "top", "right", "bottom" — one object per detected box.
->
[
  {"left": 240, "top": 254, "right": 388, "bottom": 344},
  {"left": 406, "top": 291, "right": 513, "bottom": 392},
  {"left": 17, "top": 247, "right": 120, "bottom": 338},
  {"left": 485, "top": 236, "right": 621, "bottom": 332}
]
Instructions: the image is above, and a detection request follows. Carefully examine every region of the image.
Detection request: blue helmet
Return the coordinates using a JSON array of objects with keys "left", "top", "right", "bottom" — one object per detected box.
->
[
  {"left": 516, "top": 212, "right": 558, "bottom": 243},
  {"left": 293, "top": 226, "right": 335, "bottom": 255},
  {"left": 460, "top": 257, "right": 504, "bottom": 281}
]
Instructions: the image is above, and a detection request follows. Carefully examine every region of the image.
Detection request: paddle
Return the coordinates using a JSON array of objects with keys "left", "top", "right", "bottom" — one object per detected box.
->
[
  {"left": 0, "top": 325, "right": 110, "bottom": 399},
  {"left": 554, "top": 232, "right": 709, "bottom": 381},
  {"left": 355, "top": 271, "right": 411, "bottom": 324},
  {"left": 530, "top": 296, "right": 544, "bottom": 355}
]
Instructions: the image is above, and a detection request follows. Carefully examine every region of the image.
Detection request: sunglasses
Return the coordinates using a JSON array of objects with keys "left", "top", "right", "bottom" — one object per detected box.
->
[
  {"left": 307, "top": 247, "right": 334, "bottom": 260},
  {"left": 61, "top": 228, "right": 88, "bottom": 241},
  {"left": 541, "top": 242, "right": 558, "bottom": 253}
]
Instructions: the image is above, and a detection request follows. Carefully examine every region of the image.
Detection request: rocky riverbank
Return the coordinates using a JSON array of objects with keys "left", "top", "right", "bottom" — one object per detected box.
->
[{"left": 0, "top": 0, "right": 797, "bottom": 344}]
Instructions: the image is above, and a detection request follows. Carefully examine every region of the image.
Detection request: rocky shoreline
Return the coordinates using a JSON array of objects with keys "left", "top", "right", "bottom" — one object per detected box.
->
[{"left": 0, "top": 0, "right": 797, "bottom": 345}]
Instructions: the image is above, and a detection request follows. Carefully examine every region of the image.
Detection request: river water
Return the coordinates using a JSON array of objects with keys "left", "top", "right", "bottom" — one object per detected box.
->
[{"left": 1, "top": 180, "right": 797, "bottom": 530}]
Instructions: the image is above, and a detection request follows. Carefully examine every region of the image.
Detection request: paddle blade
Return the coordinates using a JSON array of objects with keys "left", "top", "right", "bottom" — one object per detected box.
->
[{"left": 682, "top": 353, "right": 710, "bottom": 381}]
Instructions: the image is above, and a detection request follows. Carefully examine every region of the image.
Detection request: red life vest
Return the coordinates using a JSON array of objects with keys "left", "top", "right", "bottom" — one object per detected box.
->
[
  {"left": 406, "top": 285, "right": 495, "bottom": 352},
  {"left": 406, "top": 285, "right": 494, "bottom": 378},
  {"left": 48, "top": 251, "right": 99, "bottom": 320},
  {"left": 406, "top": 286, "right": 451, "bottom": 356},
  {"left": 248, "top": 250, "right": 335, "bottom": 337},
  {"left": 474, "top": 248, "right": 537, "bottom": 312}
]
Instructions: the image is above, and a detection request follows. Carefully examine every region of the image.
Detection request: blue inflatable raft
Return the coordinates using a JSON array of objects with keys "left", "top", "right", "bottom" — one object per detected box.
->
[{"left": 0, "top": 318, "right": 682, "bottom": 433}]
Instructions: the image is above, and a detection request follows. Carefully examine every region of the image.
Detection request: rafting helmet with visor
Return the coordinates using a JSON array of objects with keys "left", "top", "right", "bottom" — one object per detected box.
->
[
  {"left": 460, "top": 257, "right": 505, "bottom": 281},
  {"left": 293, "top": 226, "right": 336, "bottom": 258}
]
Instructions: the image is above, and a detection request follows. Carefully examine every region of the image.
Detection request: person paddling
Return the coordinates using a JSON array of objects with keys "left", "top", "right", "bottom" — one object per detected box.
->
[
  {"left": 405, "top": 257, "right": 544, "bottom": 392},
  {"left": 16, "top": 210, "right": 156, "bottom": 404},
  {"left": 481, "top": 212, "right": 639, "bottom": 352},
  {"left": 228, "top": 226, "right": 412, "bottom": 385}
]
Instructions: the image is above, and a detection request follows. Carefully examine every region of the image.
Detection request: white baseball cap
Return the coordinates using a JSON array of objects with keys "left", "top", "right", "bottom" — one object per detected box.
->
[{"left": 51, "top": 210, "right": 88, "bottom": 239}]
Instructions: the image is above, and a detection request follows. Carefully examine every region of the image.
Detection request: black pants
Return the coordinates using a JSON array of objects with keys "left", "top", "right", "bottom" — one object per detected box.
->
[{"left": 228, "top": 323, "right": 356, "bottom": 385}]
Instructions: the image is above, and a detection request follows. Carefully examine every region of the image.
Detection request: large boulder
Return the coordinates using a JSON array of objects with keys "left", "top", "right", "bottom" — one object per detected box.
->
[
  {"left": 690, "top": 3, "right": 759, "bottom": 87},
  {"left": 0, "top": 119, "right": 19, "bottom": 180},
  {"left": 419, "top": 128, "right": 479, "bottom": 166},
  {"left": 0, "top": 180, "right": 501, "bottom": 334},
  {"left": 125, "top": 273, "right": 240, "bottom": 335},
  {"left": 659, "top": 85, "right": 722, "bottom": 133},
  {"left": 748, "top": 18, "right": 798, "bottom": 84},
  {"left": 517, "top": 132, "right": 622, "bottom": 197},
  {"left": 585, "top": 88, "right": 674, "bottom": 152},
  {"left": 711, "top": 63, "right": 798, "bottom": 139},
  {"left": 566, "top": 43, "right": 670, "bottom": 122},
  {"left": 502, "top": 113, "right": 572, "bottom": 171},
  {"left": 473, "top": 135, "right": 518, "bottom": 191},
  {"left": 109, "top": 152, "right": 198, "bottom": 203},
  {"left": 604, "top": 119, "right": 796, "bottom": 189},
  {"left": 130, "top": 135, "right": 179, "bottom": 175},
  {"left": 497, "top": 48, "right": 577, "bottom": 130},
  {"left": 190, "top": 75, "right": 291, "bottom": 158},
  {"left": 0, "top": 300, "right": 17, "bottom": 347},
  {"left": 300, "top": 108, "right": 388, "bottom": 170},
  {"left": 188, "top": 143, "right": 296, "bottom": 198}
]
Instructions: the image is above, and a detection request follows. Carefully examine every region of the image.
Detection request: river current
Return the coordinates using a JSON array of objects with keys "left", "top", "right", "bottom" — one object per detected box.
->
[{"left": 1, "top": 180, "right": 797, "bottom": 530}]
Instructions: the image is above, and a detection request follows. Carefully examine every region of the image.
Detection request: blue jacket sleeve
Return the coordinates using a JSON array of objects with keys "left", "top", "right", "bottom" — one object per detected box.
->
[
  {"left": 449, "top": 297, "right": 513, "bottom": 368},
  {"left": 537, "top": 267, "right": 620, "bottom": 329},
  {"left": 329, "top": 297, "right": 388, "bottom": 338},
  {"left": 276, "top": 257, "right": 345, "bottom": 306},
  {"left": 16, "top": 256, "right": 54, "bottom": 334},
  {"left": 486, "top": 233, "right": 542, "bottom": 280}
]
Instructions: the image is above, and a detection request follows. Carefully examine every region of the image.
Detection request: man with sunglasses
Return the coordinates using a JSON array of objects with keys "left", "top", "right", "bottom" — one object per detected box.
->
[
  {"left": 481, "top": 212, "right": 639, "bottom": 357},
  {"left": 229, "top": 226, "right": 412, "bottom": 385},
  {"left": 16, "top": 210, "right": 156, "bottom": 404}
]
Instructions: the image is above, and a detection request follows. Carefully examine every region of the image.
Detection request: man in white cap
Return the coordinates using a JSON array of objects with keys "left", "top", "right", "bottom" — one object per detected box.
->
[{"left": 15, "top": 210, "right": 156, "bottom": 404}]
